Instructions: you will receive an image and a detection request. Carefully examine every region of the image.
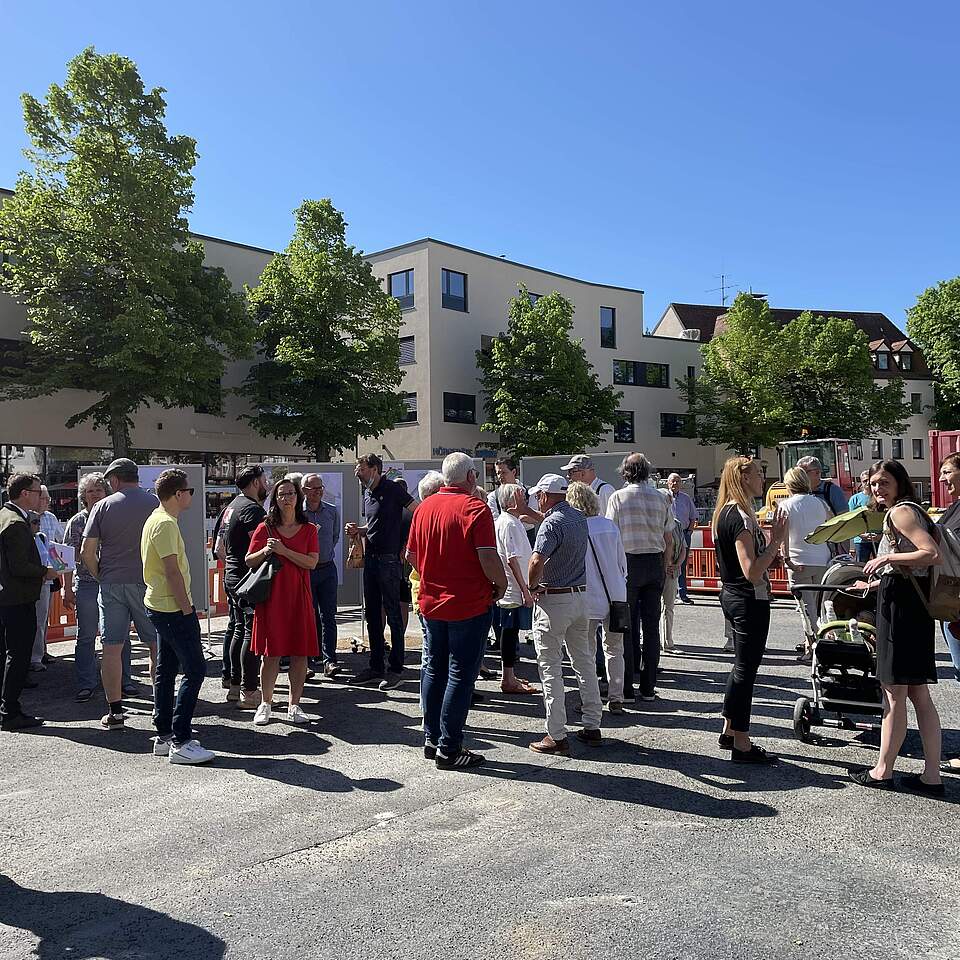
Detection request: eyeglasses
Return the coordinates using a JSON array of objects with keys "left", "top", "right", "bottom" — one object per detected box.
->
[
  {"left": 304, "top": 485, "right": 323, "bottom": 491},
  {"left": 276, "top": 491, "right": 298, "bottom": 499},
  {"left": 177, "top": 487, "right": 195, "bottom": 496}
]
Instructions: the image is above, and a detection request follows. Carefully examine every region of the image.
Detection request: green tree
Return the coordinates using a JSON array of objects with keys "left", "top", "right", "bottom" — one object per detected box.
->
[
  {"left": 906, "top": 277, "right": 960, "bottom": 428},
  {"left": 477, "top": 288, "right": 621, "bottom": 457},
  {"left": 679, "top": 293, "right": 910, "bottom": 453},
  {"left": 240, "top": 199, "right": 405, "bottom": 460},
  {"left": 0, "top": 47, "right": 252, "bottom": 455}
]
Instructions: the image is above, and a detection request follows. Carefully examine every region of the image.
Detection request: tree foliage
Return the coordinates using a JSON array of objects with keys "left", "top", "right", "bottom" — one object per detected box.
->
[
  {"left": 678, "top": 293, "right": 911, "bottom": 454},
  {"left": 476, "top": 288, "right": 622, "bottom": 457},
  {"left": 240, "top": 199, "right": 405, "bottom": 460},
  {"left": 906, "top": 277, "right": 960, "bottom": 429},
  {"left": 0, "top": 47, "right": 252, "bottom": 455}
]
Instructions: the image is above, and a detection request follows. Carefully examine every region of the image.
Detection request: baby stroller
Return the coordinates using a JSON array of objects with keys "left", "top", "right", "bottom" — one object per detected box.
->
[{"left": 790, "top": 558, "right": 884, "bottom": 742}]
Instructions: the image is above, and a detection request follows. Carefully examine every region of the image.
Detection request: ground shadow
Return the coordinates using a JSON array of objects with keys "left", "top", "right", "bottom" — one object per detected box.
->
[
  {"left": 0, "top": 874, "right": 225, "bottom": 960},
  {"left": 213, "top": 755, "right": 402, "bottom": 793}
]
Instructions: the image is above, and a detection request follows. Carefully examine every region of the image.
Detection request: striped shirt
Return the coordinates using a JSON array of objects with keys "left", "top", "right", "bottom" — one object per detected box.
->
[
  {"left": 533, "top": 500, "right": 588, "bottom": 588},
  {"left": 40, "top": 510, "right": 64, "bottom": 545},
  {"left": 606, "top": 482, "right": 673, "bottom": 555}
]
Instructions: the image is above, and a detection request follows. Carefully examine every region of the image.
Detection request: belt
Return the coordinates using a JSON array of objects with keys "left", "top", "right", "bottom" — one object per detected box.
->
[
  {"left": 368, "top": 552, "right": 399, "bottom": 560},
  {"left": 315, "top": 560, "right": 335, "bottom": 568},
  {"left": 543, "top": 585, "right": 586, "bottom": 595}
]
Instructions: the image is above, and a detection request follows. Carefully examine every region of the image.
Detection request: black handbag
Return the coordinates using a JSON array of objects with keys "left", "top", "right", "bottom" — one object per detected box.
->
[
  {"left": 234, "top": 554, "right": 281, "bottom": 607},
  {"left": 588, "top": 535, "right": 631, "bottom": 634}
]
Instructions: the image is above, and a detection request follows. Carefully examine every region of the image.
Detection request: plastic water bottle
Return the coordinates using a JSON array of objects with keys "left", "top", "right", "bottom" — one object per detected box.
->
[
  {"left": 822, "top": 599, "right": 837, "bottom": 624},
  {"left": 848, "top": 619, "right": 864, "bottom": 645}
]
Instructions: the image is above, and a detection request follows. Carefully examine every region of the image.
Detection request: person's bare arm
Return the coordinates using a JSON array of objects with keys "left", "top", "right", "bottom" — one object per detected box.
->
[
  {"left": 62, "top": 570, "right": 75, "bottom": 611},
  {"left": 161, "top": 555, "right": 193, "bottom": 615},
  {"left": 405, "top": 549, "right": 419, "bottom": 574},
  {"left": 80, "top": 537, "right": 99, "bottom": 580},
  {"left": 734, "top": 511, "right": 787, "bottom": 584},
  {"left": 863, "top": 506, "right": 939, "bottom": 577},
  {"left": 528, "top": 552, "right": 546, "bottom": 593},
  {"left": 478, "top": 548, "right": 507, "bottom": 601},
  {"left": 271, "top": 539, "right": 319, "bottom": 570}
]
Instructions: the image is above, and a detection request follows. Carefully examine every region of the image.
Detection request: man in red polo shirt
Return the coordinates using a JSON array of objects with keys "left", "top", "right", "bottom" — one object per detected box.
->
[{"left": 406, "top": 452, "right": 507, "bottom": 770}]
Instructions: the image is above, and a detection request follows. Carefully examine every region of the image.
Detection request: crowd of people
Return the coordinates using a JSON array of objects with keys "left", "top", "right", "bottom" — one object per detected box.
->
[{"left": 0, "top": 450, "right": 956, "bottom": 790}]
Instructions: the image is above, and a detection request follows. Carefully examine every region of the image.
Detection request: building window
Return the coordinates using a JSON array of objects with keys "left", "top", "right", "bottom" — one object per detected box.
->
[
  {"left": 870, "top": 438, "right": 882, "bottom": 459},
  {"left": 911, "top": 392, "right": 922, "bottom": 414},
  {"left": 854, "top": 441, "right": 863, "bottom": 461},
  {"left": 527, "top": 292, "right": 541, "bottom": 306},
  {"left": 687, "top": 365, "right": 696, "bottom": 380},
  {"left": 399, "top": 336, "right": 415, "bottom": 365},
  {"left": 441, "top": 269, "right": 467, "bottom": 312},
  {"left": 600, "top": 307, "right": 616, "bottom": 349},
  {"left": 389, "top": 269, "right": 414, "bottom": 309},
  {"left": 898, "top": 352, "right": 913, "bottom": 371},
  {"left": 397, "top": 392, "right": 417, "bottom": 424},
  {"left": 443, "top": 392, "right": 476, "bottom": 424},
  {"left": 913, "top": 438, "right": 924, "bottom": 459},
  {"left": 660, "top": 413, "right": 693, "bottom": 438},
  {"left": 613, "top": 360, "right": 670, "bottom": 387},
  {"left": 614, "top": 411, "right": 634, "bottom": 443},
  {"left": 891, "top": 438, "right": 903, "bottom": 459},
  {"left": 875, "top": 351, "right": 890, "bottom": 371},
  {"left": 0, "top": 338, "right": 26, "bottom": 370}
]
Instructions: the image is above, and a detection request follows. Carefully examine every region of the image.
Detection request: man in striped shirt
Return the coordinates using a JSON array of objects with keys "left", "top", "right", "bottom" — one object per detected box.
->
[{"left": 606, "top": 454, "right": 674, "bottom": 702}]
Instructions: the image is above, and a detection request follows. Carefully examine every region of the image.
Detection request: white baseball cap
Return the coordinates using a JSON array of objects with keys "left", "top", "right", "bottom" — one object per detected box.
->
[{"left": 531, "top": 473, "right": 568, "bottom": 494}]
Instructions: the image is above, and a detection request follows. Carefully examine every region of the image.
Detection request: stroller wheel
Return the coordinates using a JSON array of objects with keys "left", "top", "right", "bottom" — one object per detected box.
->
[{"left": 793, "top": 697, "right": 814, "bottom": 743}]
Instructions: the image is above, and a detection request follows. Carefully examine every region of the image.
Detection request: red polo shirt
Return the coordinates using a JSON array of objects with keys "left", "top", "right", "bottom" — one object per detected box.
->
[{"left": 406, "top": 487, "right": 497, "bottom": 621}]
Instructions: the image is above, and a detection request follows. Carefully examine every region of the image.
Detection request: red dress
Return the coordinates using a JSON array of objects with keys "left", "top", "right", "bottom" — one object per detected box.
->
[{"left": 249, "top": 522, "right": 319, "bottom": 658}]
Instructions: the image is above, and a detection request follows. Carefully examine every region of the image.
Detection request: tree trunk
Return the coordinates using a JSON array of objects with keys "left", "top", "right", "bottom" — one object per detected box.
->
[
  {"left": 313, "top": 445, "right": 331, "bottom": 463},
  {"left": 109, "top": 412, "right": 131, "bottom": 458}
]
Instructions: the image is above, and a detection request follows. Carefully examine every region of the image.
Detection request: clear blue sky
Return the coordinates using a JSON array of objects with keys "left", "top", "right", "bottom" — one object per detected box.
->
[{"left": 2, "top": 2, "right": 957, "bottom": 330}]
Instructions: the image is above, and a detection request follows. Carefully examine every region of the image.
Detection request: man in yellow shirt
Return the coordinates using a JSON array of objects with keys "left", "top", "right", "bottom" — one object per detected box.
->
[{"left": 141, "top": 470, "right": 213, "bottom": 766}]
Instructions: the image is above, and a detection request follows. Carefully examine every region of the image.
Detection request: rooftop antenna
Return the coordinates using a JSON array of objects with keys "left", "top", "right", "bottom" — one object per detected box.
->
[{"left": 705, "top": 273, "right": 739, "bottom": 306}]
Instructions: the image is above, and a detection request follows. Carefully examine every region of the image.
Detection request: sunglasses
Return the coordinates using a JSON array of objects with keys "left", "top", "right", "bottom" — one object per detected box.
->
[{"left": 178, "top": 487, "right": 195, "bottom": 496}]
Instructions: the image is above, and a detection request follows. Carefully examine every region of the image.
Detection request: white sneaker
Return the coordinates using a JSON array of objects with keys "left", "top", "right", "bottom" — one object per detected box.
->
[
  {"left": 168, "top": 739, "right": 215, "bottom": 765},
  {"left": 254, "top": 702, "right": 272, "bottom": 725},
  {"left": 153, "top": 736, "right": 172, "bottom": 757},
  {"left": 287, "top": 704, "right": 311, "bottom": 724}
]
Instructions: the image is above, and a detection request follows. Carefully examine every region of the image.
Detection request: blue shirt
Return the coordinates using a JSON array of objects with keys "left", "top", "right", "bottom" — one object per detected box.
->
[
  {"left": 305, "top": 501, "right": 340, "bottom": 567},
  {"left": 533, "top": 500, "right": 588, "bottom": 588},
  {"left": 670, "top": 490, "right": 698, "bottom": 530},
  {"left": 848, "top": 491, "right": 870, "bottom": 545},
  {"left": 815, "top": 480, "right": 849, "bottom": 518}
]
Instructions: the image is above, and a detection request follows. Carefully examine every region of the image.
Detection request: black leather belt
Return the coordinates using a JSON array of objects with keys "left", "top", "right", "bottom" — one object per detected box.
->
[{"left": 543, "top": 585, "right": 586, "bottom": 594}]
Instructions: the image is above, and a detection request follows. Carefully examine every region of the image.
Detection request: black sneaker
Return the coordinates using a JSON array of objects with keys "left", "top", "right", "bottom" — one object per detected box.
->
[
  {"left": 75, "top": 688, "right": 94, "bottom": 703},
  {"left": 899, "top": 773, "right": 945, "bottom": 796},
  {"left": 436, "top": 748, "right": 485, "bottom": 770},
  {"left": 1, "top": 713, "right": 44, "bottom": 731},
  {"left": 350, "top": 669, "right": 385, "bottom": 686},
  {"left": 732, "top": 743, "right": 774, "bottom": 764},
  {"left": 718, "top": 733, "right": 734, "bottom": 750},
  {"left": 849, "top": 767, "right": 895, "bottom": 789},
  {"left": 100, "top": 712, "right": 125, "bottom": 730},
  {"left": 424, "top": 742, "right": 438, "bottom": 760},
  {"left": 378, "top": 670, "right": 404, "bottom": 691}
]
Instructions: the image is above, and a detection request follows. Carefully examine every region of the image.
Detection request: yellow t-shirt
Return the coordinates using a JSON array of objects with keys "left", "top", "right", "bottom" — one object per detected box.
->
[{"left": 141, "top": 507, "right": 192, "bottom": 613}]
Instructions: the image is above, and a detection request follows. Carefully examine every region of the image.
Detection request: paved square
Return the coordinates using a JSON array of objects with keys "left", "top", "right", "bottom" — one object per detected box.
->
[{"left": 1, "top": 599, "right": 957, "bottom": 959}]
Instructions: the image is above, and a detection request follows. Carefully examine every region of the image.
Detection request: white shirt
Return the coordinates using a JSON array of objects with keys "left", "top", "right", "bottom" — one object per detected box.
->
[
  {"left": 590, "top": 476, "right": 614, "bottom": 517},
  {"left": 781, "top": 493, "right": 832, "bottom": 566},
  {"left": 585, "top": 515, "right": 627, "bottom": 620},
  {"left": 495, "top": 512, "right": 533, "bottom": 607}
]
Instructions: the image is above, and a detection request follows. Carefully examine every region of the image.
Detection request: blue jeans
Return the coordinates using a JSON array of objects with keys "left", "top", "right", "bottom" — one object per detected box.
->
[
  {"left": 943, "top": 622, "right": 960, "bottom": 683},
  {"left": 855, "top": 540, "right": 874, "bottom": 564},
  {"left": 418, "top": 612, "right": 429, "bottom": 714},
  {"left": 99, "top": 581, "right": 157, "bottom": 687},
  {"left": 147, "top": 608, "right": 206, "bottom": 746},
  {"left": 74, "top": 580, "right": 100, "bottom": 691},
  {"left": 422, "top": 609, "right": 492, "bottom": 754},
  {"left": 311, "top": 563, "right": 339, "bottom": 664},
  {"left": 678, "top": 529, "right": 693, "bottom": 600}
]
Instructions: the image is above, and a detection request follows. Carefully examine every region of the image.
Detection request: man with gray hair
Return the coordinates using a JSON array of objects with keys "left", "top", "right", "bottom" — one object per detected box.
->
[
  {"left": 406, "top": 452, "right": 506, "bottom": 768},
  {"left": 303, "top": 473, "right": 341, "bottom": 677},
  {"left": 666, "top": 473, "right": 697, "bottom": 604},
  {"left": 527, "top": 473, "right": 602, "bottom": 753},
  {"left": 606, "top": 453, "right": 674, "bottom": 702},
  {"left": 796, "top": 456, "right": 848, "bottom": 517},
  {"left": 561, "top": 454, "right": 614, "bottom": 516}
]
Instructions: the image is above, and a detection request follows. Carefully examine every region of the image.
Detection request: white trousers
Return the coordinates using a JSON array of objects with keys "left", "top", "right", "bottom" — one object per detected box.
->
[
  {"left": 33, "top": 585, "right": 52, "bottom": 665},
  {"left": 588, "top": 617, "right": 624, "bottom": 702},
  {"left": 534, "top": 592, "right": 602, "bottom": 741},
  {"left": 661, "top": 574, "right": 679, "bottom": 650}
]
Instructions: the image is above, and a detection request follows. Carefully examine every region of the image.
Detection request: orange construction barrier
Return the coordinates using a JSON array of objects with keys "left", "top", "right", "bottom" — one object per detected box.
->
[{"left": 686, "top": 525, "right": 790, "bottom": 598}]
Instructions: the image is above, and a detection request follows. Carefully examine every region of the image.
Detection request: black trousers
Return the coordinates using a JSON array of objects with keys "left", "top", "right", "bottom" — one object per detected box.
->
[
  {"left": 625, "top": 552, "right": 665, "bottom": 697},
  {"left": 720, "top": 589, "right": 770, "bottom": 732},
  {"left": 363, "top": 554, "right": 405, "bottom": 674},
  {"left": 224, "top": 589, "right": 259, "bottom": 691},
  {"left": 0, "top": 602, "right": 38, "bottom": 720}
]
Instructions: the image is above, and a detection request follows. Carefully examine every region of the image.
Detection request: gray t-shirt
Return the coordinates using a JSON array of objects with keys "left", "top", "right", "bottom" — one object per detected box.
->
[{"left": 82, "top": 486, "right": 160, "bottom": 584}]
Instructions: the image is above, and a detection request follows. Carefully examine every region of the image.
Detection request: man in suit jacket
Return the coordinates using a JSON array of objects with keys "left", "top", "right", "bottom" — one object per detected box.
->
[{"left": 0, "top": 474, "right": 47, "bottom": 730}]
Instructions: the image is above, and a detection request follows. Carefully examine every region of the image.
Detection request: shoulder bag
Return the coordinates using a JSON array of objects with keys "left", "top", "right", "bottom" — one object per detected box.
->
[
  {"left": 587, "top": 534, "right": 631, "bottom": 634},
  {"left": 234, "top": 526, "right": 281, "bottom": 607}
]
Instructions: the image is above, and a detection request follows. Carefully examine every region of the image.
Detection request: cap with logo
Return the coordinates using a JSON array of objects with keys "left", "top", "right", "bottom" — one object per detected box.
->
[
  {"left": 560, "top": 454, "right": 593, "bottom": 472},
  {"left": 531, "top": 473, "right": 569, "bottom": 495}
]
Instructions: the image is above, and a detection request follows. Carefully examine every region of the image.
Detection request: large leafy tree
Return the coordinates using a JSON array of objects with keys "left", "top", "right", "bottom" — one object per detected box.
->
[
  {"left": 679, "top": 293, "right": 910, "bottom": 454},
  {"left": 906, "top": 277, "right": 960, "bottom": 428},
  {"left": 0, "top": 47, "right": 252, "bottom": 455},
  {"left": 477, "top": 288, "right": 621, "bottom": 456},
  {"left": 240, "top": 199, "right": 405, "bottom": 460}
]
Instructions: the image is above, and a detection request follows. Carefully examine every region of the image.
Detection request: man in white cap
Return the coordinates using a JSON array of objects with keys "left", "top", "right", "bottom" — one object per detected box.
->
[
  {"left": 561, "top": 454, "right": 614, "bottom": 517},
  {"left": 527, "top": 473, "right": 602, "bottom": 754}
]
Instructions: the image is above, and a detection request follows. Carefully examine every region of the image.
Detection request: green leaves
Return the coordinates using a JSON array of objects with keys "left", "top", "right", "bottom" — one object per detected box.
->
[
  {"left": 907, "top": 277, "right": 960, "bottom": 428},
  {"left": 476, "top": 286, "right": 621, "bottom": 457},
  {"left": 678, "top": 293, "right": 911, "bottom": 454},
  {"left": 0, "top": 47, "right": 251, "bottom": 455},
  {"left": 239, "top": 199, "right": 405, "bottom": 460}
]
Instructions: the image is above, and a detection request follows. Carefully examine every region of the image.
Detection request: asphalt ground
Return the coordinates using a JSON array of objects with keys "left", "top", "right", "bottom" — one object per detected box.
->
[{"left": 2, "top": 598, "right": 958, "bottom": 960}]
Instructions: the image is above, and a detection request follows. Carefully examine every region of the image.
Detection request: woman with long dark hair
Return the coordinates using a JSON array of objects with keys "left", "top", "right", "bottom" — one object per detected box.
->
[
  {"left": 245, "top": 477, "right": 319, "bottom": 726},
  {"left": 712, "top": 456, "right": 787, "bottom": 763},
  {"left": 937, "top": 452, "right": 960, "bottom": 774},
  {"left": 850, "top": 459, "right": 943, "bottom": 793}
]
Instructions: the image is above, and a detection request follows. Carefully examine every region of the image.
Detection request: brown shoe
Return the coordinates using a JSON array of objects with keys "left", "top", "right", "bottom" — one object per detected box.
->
[
  {"left": 529, "top": 735, "right": 569, "bottom": 755},
  {"left": 576, "top": 728, "right": 602, "bottom": 746},
  {"left": 238, "top": 689, "right": 262, "bottom": 710}
]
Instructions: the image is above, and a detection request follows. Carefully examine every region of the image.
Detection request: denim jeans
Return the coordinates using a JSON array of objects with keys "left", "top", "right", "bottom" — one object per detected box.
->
[
  {"left": 99, "top": 581, "right": 156, "bottom": 687},
  {"left": 311, "top": 563, "right": 339, "bottom": 664},
  {"left": 422, "top": 609, "right": 492, "bottom": 754},
  {"left": 678, "top": 529, "right": 693, "bottom": 600},
  {"left": 147, "top": 608, "right": 206, "bottom": 746},
  {"left": 720, "top": 589, "right": 770, "bottom": 732},
  {"left": 418, "top": 612, "right": 429, "bottom": 714},
  {"left": 943, "top": 622, "right": 960, "bottom": 683},
  {"left": 626, "top": 552, "right": 665, "bottom": 697},
  {"left": 74, "top": 580, "right": 100, "bottom": 691},
  {"left": 363, "top": 554, "right": 405, "bottom": 674}
]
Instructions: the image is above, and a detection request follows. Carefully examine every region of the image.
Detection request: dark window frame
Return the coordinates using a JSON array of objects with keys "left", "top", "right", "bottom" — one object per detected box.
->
[
  {"left": 898, "top": 352, "right": 913, "bottom": 371},
  {"left": 441, "top": 268, "right": 468, "bottom": 312},
  {"left": 399, "top": 336, "right": 415, "bottom": 366},
  {"left": 891, "top": 438, "right": 903, "bottom": 460},
  {"left": 875, "top": 351, "right": 890, "bottom": 371},
  {"left": 442, "top": 392, "right": 476, "bottom": 425},
  {"left": 397, "top": 392, "right": 418, "bottom": 424},
  {"left": 600, "top": 306, "right": 616, "bottom": 349},
  {"left": 614, "top": 410, "right": 635, "bottom": 443},
  {"left": 660, "top": 412, "right": 693, "bottom": 438},
  {"left": 911, "top": 392, "right": 922, "bottom": 414},
  {"left": 389, "top": 269, "right": 415, "bottom": 310},
  {"left": 612, "top": 360, "right": 670, "bottom": 388},
  {"left": 870, "top": 438, "right": 883, "bottom": 459},
  {"left": 912, "top": 438, "right": 924, "bottom": 460}
]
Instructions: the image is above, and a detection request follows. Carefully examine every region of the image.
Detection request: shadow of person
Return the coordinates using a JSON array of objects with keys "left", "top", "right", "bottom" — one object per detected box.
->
[
  {"left": 215, "top": 756, "right": 402, "bottom": 794},
  {"left": 0, "top": 874, "right": 225, "bottom": 960}
]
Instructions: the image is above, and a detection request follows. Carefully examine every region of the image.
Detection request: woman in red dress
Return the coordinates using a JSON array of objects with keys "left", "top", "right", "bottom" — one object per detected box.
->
[{"left": 245, "top": 477, "right": 319, "bottom": 726}]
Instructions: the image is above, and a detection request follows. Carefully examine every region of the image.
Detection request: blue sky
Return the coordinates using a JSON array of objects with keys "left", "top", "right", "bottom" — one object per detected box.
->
[{"left": 1, "top": 2, "right": 957, "bottom": 330}]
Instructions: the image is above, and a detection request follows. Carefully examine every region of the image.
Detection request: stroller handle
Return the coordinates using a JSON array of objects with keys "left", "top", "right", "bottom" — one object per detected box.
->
[{"left": 790, "top": 584, "right": 864, "bottom": 594}]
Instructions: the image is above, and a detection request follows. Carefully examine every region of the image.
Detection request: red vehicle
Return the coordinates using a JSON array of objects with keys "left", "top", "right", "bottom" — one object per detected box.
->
[{"left": 929, "top": 430, "right": 960, "bottom": 507}]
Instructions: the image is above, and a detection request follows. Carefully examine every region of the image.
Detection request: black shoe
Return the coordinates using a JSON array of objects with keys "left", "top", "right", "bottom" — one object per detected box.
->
[
  {"left": 718, "top": 734, "right": 734, "bottom": 750},
  {"left": 378, "top": 670, "right": 404, "bottom": 691},
  {"left": 22, "top": 678, "right": 39, "bottom": 690},
  {"left": 100, "top": 712, "right": 126, "bottom": 730},
  {"left": 680, "top": 596, "right": 695, "bottom": 605},
  {"left": 75, "top": 688, "right": 94, "bottom": 703},
  {"left": 41, "top": 653, "right": 55, "bottom": 664},
  {"left": 436, "top": 748, "right": 485, "bottom": 770},
  {"left": 899, "top": 773, "right": 945, "bottom": 796},
  {"left": 350, "top": 669, "right": 385, "bottom": 686},
  {"left": 849, "top": 767, "right": 895, "bottom": 789},
  {"left": 575, "top": 728, "right": 602, "bottom": 747},
  {"left": 1, "top": 713, "right": 44, "bottom": 731},
  {"left": 424, "top": 742, "right": 438, "bottom": 760},
  {"left": 732, "top": 744, "right": 774, "bottom": 764}
]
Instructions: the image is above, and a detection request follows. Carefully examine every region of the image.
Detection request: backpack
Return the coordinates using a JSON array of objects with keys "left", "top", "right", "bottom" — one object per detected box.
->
[
  {"left": 885, "top": 502, "right": 960, "bottom": 621},
  {"left": 812, "top": 480, "right": 837, "bottom": 518}
]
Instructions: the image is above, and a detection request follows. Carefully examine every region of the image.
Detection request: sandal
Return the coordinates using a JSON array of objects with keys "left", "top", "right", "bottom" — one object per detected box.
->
[
  {"left": 939, "top": 758, "right": 960, "bottom": 775},
  {"left": 501, "top": 680, "right": 537, "bottom": 695}
]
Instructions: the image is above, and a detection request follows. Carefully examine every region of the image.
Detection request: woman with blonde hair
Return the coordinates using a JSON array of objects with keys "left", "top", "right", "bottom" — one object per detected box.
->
[
  {"left": 712, "top": 456, "right": 786, "bottom": 763},
  {"left": 778, "top": 466, "right": 832, "bottom": 662}
]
